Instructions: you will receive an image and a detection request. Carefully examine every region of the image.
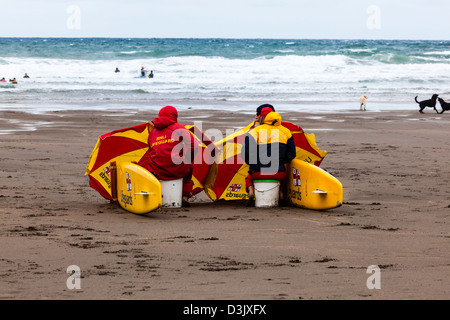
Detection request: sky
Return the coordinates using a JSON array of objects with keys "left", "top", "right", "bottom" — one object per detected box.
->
[{"left": 1, "top": 0, "right": 450, "bottom": 40}]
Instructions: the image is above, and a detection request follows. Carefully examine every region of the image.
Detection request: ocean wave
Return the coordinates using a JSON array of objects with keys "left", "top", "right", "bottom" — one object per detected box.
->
[
  {"left": 1, "top": 38, "right": 450, "bottom": 106},
  {"left": 118, "top": 50, "right": 155, "bottom": 56},
  {"left": 424, "top": 50, "right": 450, "bottom": 55},
  {"left": 366, "top": 52, "right": 450, "bottom": 64},
  {"left": 347, "top": 48, "right": 376, "bottom": 53},
  {"left": 274, "top": 49, "right": 295, "bottom": 53}
]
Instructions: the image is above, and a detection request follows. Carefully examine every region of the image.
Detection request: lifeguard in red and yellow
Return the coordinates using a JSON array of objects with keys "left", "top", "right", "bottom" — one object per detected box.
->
[
  {"left": 143, "top": 106, "right": 195, "bottom": 206},
  {"left": 241, "top": 107, "right": 297, "bottom": 206}
]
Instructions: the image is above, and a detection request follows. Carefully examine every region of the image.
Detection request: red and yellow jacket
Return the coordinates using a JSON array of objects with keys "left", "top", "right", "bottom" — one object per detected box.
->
[
  {"left": 241, "top": 111, "right": 296, "bottom": 174},
  {"left": 144, "top": 106, "right": 195, "bottom": 181}
]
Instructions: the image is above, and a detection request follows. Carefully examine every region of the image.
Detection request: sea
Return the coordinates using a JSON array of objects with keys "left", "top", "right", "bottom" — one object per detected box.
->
[{"left": 0, "top": 38, "right": 449, "bottom": 114}]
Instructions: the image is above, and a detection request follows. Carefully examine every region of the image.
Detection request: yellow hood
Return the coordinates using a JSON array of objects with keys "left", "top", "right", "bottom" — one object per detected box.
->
[{"left": 262, "top": 111, "right": 282, "bottom": 126}]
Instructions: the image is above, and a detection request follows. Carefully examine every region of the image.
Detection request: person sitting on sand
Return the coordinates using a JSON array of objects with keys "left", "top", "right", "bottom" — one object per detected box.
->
[
  {"left": 241, "top": 106, "right": 297, "bottom": 207},
  {"left": 142, "top": 106, "right": 195, "bottom": 207}
]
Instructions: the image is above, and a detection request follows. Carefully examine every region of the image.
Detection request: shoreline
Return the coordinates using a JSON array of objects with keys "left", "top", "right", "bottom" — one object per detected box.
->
[
  {"left": 0, "top": 108, "right": 449, "bottom": 299},
  {"left": 0, "top": 104, "right": 447, "bottom": 137},
  {"left": 0, "top": 99, "right": 431, "bottom": 112}
]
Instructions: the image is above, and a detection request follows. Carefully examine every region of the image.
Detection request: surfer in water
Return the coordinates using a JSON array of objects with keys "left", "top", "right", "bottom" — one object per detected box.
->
[
  {"left": 114, "top": 67, "right": 120, "bottom": 73},
  {"left": 148, "top": 70, "right": 154, "bottom": 78}
]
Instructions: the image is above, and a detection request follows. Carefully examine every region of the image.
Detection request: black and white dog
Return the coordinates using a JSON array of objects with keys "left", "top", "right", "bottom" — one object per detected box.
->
[{"left": 415, "top": 94, "right": 439, "bottom": 113}]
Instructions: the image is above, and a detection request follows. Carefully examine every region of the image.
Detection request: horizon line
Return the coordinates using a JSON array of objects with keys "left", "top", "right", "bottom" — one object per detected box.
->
[{"left": 0, "top": 36, "right": 449, "bottom": 42}]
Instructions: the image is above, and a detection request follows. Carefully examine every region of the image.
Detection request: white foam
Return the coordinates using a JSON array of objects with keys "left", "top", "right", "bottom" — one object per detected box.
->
[
  {"left": 1, "top": 53, "right": 449, "bottom": 108},
  {"left": 0, "top": 119, "right": 54, "bottom": 134},
  {"left": 347, "top": 48, "right": 376, "bottom": 53},
  {"left": 424, "top": 51, "right": 450, "bottom": 55}
]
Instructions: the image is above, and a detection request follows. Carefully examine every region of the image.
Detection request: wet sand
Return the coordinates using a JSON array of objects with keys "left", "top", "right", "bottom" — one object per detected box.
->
[{"left": 0, "top": 107, "right": 449, "bottom": 300}]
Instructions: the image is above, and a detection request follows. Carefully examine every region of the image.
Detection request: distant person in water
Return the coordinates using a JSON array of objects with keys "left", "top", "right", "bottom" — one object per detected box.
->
[
  {"left": 141, "top": 67, "right": 147, "bottom": 77},
  {"left": 0, "top": 77, "right": 6, "bottom": 82},
  {"left": 148, "top": 70, "right": 154, "bottom": 78},
  {"left": 114, "top": 67, "right": 120, "bottom": 73},
  {"left": 23, "top": 73, "right": 30, "bottom": 78},
  {"left": 9, "top": 78, "right": 17, "bottom": 83}
]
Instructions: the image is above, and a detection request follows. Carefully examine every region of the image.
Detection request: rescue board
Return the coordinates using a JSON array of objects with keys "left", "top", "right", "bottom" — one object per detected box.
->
[
  {"left": 287, "top": 159, "right": 343, "bottom": 210},
  {"left": 111, "top": 161, "right": 162, "bottom": 214}
]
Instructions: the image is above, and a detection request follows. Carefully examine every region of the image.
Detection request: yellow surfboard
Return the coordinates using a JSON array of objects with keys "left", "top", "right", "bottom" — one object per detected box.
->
[
  {"left": 111, "top": 161, "right": 162, "bottom": 214},
  {"left": 287, "top": 159, "right": 343, "bottom": 210}
]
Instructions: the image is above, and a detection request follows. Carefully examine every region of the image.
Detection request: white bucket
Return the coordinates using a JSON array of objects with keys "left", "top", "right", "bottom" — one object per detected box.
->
[
  {"left": 160, "top": 178, "right": 183, "bottom": 208},
  {"left": 254, "top": 180, "right": 280, "bottom": 208}
]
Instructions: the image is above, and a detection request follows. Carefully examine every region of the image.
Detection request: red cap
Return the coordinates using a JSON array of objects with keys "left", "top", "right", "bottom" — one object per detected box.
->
[{"left": 258, "top": 107, "right": 272, "bottom": 123}]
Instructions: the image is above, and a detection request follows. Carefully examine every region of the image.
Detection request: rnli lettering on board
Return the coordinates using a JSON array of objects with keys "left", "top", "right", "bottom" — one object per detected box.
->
[
  {"left": 287, "top": 187, "right": 301, "bottom": 201},
  {"left": 120, "top": 190, "right": 133, "bottom": 207},
  {"left": 225, "top": 191, "right": 247, "bottom": 199},
  {"left": 99, "top": 166, "right": 111, "bottom": 188},
  {"left": 225, "top": 183, "right": 247, "bottom": 199}
]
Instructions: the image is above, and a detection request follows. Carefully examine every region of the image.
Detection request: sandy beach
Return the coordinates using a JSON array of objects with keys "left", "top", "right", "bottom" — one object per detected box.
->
[{"left": 0, "top": 106, "right": 449, "bottom": 300}]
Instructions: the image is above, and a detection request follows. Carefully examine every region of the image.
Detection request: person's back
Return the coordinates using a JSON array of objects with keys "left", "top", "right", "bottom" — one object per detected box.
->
[
  {"left": 145, "top": 106, "right": 193, "bottom": 180},
  {"left": 143, "top": 106, "right": 195, "bottom": 206},
  {"left": 242, "top": 109, "right": 296, "bottom": 174},
  {"left": 241, "top": 107, "right": 296, "bottom": 205}
]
